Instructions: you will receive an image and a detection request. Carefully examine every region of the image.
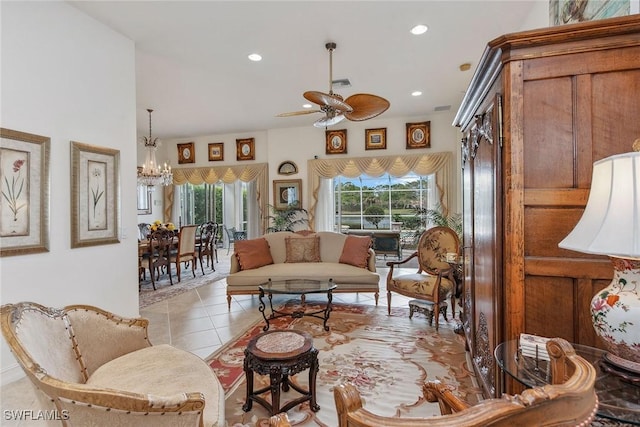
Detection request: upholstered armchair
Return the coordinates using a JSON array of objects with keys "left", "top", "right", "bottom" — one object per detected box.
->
[
  {"left": 1, "top": 302, "right": 224, "bottom": 427},
  {"left": 386, "top": 226, "right": 460, "bottom": 330},
  {"left": 270, "top": 338, "right": 598, "bottom": 427}
]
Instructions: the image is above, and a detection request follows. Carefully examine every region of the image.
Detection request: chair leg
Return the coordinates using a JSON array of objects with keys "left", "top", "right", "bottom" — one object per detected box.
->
[
  {"left": 199, "top": 256, "right": 205, "bottom": 275},
  {"left": 387, "top": 291, "right": 392, "bottom": 315}
]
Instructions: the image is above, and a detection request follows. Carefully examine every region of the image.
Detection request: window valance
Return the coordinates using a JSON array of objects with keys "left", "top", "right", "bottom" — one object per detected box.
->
[{"left": 307, "top": 152, "right": 453, "bottom": 225}]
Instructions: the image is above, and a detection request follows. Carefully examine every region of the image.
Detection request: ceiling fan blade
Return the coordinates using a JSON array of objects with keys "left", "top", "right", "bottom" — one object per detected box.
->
[
  {"left": 343, "top": 94, "right": 390, "bottom": 121},
  {"left": 276, "top": 109, "right": 321, "bottom": 117},
  {"left": 313, "top": 113, "right": 345, "bottom": 128},
  {"left": 304, "top": 91, "right": 353, "bottom": 113}
]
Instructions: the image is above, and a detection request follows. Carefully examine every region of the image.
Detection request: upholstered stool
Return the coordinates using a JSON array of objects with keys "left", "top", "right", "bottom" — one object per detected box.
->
[
  {"left": 243, "top": 329, "right": 319, "bottom": 415},
  {"left": 408, "top": 299, "right": 448, "bottom": 326}
]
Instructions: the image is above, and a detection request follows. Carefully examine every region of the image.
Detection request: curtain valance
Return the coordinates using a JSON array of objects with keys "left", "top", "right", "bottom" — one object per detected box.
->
[{"left": 307, "top": 152, "right": 453, "bottom": 225}]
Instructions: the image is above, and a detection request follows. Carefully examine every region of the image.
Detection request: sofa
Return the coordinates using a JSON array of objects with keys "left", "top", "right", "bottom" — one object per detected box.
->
[
  {"left": 0, "top": 302, "right": 224, "bottom": 427},
  {"left": 226, "top": 231, "right": 380, "bottom": 308}
]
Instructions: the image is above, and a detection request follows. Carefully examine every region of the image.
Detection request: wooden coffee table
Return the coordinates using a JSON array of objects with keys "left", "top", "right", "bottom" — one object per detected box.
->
[{"left": 258, "top": 279, "right": 337, "bottom": 331}]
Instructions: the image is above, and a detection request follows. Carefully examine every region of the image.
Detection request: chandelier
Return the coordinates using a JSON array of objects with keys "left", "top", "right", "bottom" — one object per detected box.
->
[{"left": 137, "top": 108, "right": 173, "bottom": 188}]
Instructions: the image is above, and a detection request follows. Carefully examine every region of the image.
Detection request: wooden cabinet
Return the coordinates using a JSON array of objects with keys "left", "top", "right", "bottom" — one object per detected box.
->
[{"left": 453, "top": 15, "right": 640, "bottom": 398}]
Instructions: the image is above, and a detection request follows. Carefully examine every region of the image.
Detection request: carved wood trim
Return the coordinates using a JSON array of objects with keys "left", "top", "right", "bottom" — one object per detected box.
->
[{"left": 474, "top": 311, "right": 495, "bottom": 397}]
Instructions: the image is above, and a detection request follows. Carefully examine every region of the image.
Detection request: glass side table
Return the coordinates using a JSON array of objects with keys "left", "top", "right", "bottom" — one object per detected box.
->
[{"left": 495, "top": 340, "right": 639, "bottom": 425}]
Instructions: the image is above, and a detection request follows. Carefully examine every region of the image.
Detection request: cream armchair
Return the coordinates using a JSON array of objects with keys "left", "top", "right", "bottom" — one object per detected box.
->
[{"left": 1, "top": 302, "right": 224, "bottom": 427}]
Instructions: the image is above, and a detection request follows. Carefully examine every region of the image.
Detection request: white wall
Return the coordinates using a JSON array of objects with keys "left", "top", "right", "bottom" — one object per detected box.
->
[
  {"left": 1, "top": 1, "right": 138, "bottom": 384},
  {"left": 156, "top": 111, "right": 462, "bottom": 218}
]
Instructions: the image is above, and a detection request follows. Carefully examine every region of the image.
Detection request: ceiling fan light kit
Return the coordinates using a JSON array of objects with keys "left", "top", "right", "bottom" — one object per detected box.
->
[{"left": 278, "top": 42, "right": 390, "bottom": 128}]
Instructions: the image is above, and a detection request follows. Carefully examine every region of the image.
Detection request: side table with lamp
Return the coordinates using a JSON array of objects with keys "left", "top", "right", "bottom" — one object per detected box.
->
[{"left": 558, "top": 139, "right": 640, "bottom": 378}]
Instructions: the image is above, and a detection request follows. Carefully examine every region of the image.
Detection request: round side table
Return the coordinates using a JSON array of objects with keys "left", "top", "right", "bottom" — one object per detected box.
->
[{"left": 243, "top": 329, "right": 320, "bottom": 415}]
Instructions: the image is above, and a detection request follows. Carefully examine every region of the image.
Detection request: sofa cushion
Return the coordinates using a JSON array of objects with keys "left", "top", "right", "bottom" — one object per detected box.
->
[
  {"left": 285, "top": 236, "right": 321, "bottom": 263},
  {"left": 235, "top": 238, "right": 274, "bottom": 270},
  {"left": 87, "top": 344, "right": 224, "bottom": 427},
  {"left": 339, "top": 235, "right": 372, "bottom": 268},
  {"left": 226, "top": 262, "right": 379, "bottom": 288}
]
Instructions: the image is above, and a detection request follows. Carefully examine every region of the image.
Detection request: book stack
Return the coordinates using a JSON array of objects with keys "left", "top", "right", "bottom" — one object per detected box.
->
[{"left": 519, "top": 333, "right": 551, "bottom": 361}]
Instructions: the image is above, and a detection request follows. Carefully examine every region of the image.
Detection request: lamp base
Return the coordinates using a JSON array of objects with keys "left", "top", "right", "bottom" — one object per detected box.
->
[
  {"left": 601, "top": 353, "right": 640, "bottom": 383},
  {"left": 590, "top": 257, "right": 640, "bottom": 365}
]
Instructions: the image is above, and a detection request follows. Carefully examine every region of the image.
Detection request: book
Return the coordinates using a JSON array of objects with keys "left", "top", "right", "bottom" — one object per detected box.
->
[{"left": 519, "top": 333, "right": 550, "bottom": 361}]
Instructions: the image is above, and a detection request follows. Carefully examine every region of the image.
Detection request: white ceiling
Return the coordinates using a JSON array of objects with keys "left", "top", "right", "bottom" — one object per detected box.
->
[{"left": 68, "top": 1, "right": 541, "bottom": 139}]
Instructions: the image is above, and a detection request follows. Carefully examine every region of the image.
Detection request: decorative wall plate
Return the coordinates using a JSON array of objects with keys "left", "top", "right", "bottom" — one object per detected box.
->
[{"left": 277, "top": 160, "right": 298, "bottom": 175}]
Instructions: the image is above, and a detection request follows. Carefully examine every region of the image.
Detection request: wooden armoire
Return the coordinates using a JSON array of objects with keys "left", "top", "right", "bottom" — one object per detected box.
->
[{"left": 453, "top": 15, "right": 640, "bottom": 397}]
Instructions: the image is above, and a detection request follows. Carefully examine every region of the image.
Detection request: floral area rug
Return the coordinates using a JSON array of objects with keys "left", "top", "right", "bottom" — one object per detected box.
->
[
  {"left": 208, "top": 302, "right": 481, "bottom": 427},
  {"left": 138, "top": 254, "right": 231, "bottom": 309}
]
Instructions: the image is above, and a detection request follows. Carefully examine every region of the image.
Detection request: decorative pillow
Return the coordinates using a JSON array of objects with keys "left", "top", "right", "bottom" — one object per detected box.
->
[
  {"left": 285, "top": 236, "right": 321, "bottom": 263},
  {"left": 235, "top": 238, "right": 274, "bottom": 271},
  {"left": 339, "top": 235, "right": 372, "bottom": 268}
]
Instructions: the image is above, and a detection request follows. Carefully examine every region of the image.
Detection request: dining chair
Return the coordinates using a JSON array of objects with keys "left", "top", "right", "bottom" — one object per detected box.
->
[
  {"left": 195, "top": 222, "right": 216, "bottom": 274},
  {"left": 139, "top": 229, "right": 174, "bottom": 290},
  {"left": 170, "top": 224, "right": 198, "bottom": 282},
  {"left": 386, "top": 226, "right": 460, "bottom": 330},
  {"left": 224, "top": 225, "right": 236, "bottom": 255}
]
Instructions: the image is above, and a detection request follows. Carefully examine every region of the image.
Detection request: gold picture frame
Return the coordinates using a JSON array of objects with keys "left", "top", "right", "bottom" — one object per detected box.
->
[
  {"left": 273, "top": 179, "right": 302, "bottom": 210},
  {"left": 325, "top": 129, "right": 347, "bottom": 154},
  {"left": 208, "top": 142, "right": 224, "bottom": 161},
  {"left": 236, "top": 138, "right": 255, "bottom": 161},
  {"left": 365, "top": 128, "right": 387, "bottom": 150},
  {"left": 406, "top": 121, "right": 430, "bottom": 149},
  {"left": 71, "top": 141, "right": 120, "bottom": 248},
  {"left": 0, "top": 128, "right": 50, "bottom": 257},
  {"left": 177, "top": 142, "right": 195, "bottom": 164}
]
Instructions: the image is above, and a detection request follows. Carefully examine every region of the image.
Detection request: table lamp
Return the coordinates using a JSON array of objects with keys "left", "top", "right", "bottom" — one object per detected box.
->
[{"left": 558, "top": 140, "right": 640, "bottom": 375}]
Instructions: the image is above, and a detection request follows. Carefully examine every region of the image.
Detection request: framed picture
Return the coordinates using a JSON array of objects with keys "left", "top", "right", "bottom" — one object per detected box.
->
[
  {"left": 236, "top": 138, "right": 255, "bottom": 161},
  {"left": 71, "top": 141, "right": 120, "bottom": 248},
  {"left": 208, "top": 142, "right": 224, "bottom": 161},
  {"left": 273, "top": 179, "right": 302, "bottom": 210},
  {"left": 137, "top": 183, "right": 152, "bottom": 215},
  {"left": 178, "top": 142, "right": 195, "bottom": 164},
  {"left": 325, "top": 129, "right": 347, "bottom": 154},
  {"left": 406, "top": 121, "right": 430, "bottom": 149},
  {"left": 0, "top": 128, "right": 50, "bottom": 257},
  {"left": 277, "top": 160, "right": 298, "bottom": 175},
  {"left": 365, "top": 128, "right": 387, "bottom": 150}
]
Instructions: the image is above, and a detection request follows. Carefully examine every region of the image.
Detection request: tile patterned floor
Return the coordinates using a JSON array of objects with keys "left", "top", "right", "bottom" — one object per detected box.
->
[{"left": 1, "top": 267, "right": 421, "bottom": 426}]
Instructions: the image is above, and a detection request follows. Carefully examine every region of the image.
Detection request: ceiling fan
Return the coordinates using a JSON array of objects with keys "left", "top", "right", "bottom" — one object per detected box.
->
[{"left": 277, "top": 42, "right": 390, "bottom": 128}]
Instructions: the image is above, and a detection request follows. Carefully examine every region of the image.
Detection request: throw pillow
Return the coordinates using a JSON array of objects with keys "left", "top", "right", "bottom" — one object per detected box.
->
[
  {"left": 285, "top": 236, "right": 321, "bottom": 263},
  {"left": 235, "top": 238, "right": 274, "bottom": 270},
  {"left": 339, "top": 235, "right": 372, "bottom": 268}
]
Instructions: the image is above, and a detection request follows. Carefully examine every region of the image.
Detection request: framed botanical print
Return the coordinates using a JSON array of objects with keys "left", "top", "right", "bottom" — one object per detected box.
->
[
  {"left": 208, "top": 142, "right": 224, "bottom": 161},
  {"left": 236, "top": 138, "right": 255, "bottom": 161},
  {"left": 178, "top": 142, "right": 195, "bottom": 164},
  {"left": 0, "top": 128, "right": 50, "bottom": 257},
  {"left": 365, "top": 128, "right": 387, "bottom": 150},
  {"left": 273, "top": 179, "right": 302, "bottom": 210},
  {"left": 325, "top": 129, "right": 347, "bottom": 154},
  {"left": 71, "top": 141, "right": 120, "bottom": 248},
  {"left": 406, "top": 121, "right": 430, "bottom": 149}
]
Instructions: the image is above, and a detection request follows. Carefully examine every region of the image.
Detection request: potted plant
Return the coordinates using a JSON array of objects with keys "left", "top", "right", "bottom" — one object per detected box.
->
[{"left": 265, "top": 205, "right": 310, "bottom": 233}]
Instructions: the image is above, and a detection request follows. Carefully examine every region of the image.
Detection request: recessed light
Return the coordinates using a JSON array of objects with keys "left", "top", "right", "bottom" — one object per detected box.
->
[
  {"left": 411, "top": 91, "right": 422, "bottom": 97},
  {"left": 248, "top": 53, "right": 262, "bottom": 62},
  {"left": 410, "top": 25, "right": 428, "bottom": 35},
  {"left": 303, "top": 104, "right": 313, "bottom": 109}
]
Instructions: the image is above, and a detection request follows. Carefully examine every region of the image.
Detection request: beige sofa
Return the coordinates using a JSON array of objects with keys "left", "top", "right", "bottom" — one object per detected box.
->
[
  {"left": 1, "top": 302, "right": 224, "bottom": 427},
  {"left": 227, "top": 231, "right": 380, "bottom": 307}
]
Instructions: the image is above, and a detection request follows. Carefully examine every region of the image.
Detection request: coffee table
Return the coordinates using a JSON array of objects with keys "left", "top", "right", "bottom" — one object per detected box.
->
[
  {"left": 495, "top": 340, "right": 640, "bottom": 425},
  {"left": 258, "top": 279, "right": 337, "bottom": 331}
]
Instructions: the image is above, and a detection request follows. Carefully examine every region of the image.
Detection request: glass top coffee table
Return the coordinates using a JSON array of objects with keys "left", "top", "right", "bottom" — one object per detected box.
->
[
  {"left": 495, "top": 340, "right": 640, "bottom": 425},
  {"left": 258, "top": 279, "right": 337, "bottom": 332}
]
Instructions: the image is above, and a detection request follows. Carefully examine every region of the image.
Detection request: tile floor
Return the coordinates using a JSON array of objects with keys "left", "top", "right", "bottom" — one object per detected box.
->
[{"left": 1, "top": 267, "right": 426, "bottom": 426}]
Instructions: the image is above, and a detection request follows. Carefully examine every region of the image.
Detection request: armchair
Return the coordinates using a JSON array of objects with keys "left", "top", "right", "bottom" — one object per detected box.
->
[
  {"left": 270, "top": 339, "right": 597, "bottom": 427},
  {"left": 386, "top": 226, "right": 459, "bottom": 330},
  {"left": 1, "top": 302, "right": 224, "bottom": 427}
]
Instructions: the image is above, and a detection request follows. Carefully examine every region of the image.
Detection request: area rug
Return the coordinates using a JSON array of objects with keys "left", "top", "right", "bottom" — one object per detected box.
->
[
  {"left": 138, "top": 255, "right": 231, "bottom": 309},
  {"left": 208, "top": 302, "right": 481, "bottom": 427}
]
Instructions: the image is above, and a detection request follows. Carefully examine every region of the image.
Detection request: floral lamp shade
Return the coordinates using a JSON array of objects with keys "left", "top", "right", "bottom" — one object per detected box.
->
[{"left": 559, "top": 144, "right": 640, "bottom": 374}]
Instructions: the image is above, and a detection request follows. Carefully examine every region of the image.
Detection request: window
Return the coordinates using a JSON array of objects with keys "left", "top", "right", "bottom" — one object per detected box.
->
[
  {"left": 178, "top": 181, "right": 249, "bottom": 230},
  {"left": 334, "top": 172, "right": 435, "bottom": 231}
]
